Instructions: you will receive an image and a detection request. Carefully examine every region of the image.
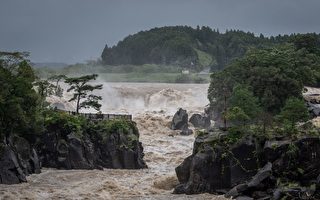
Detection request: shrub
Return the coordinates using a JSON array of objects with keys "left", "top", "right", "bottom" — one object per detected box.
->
[{"left": 44, "top": 110, "right": 86, "bottom": 138}]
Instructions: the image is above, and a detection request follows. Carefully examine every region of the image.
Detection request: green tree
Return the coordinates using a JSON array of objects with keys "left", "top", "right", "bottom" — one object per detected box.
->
[
  {"left": 208, "top": 71, "right": 235, "bottom": 129},
  {"left": 226, "top": 106, "right": 250, "bottom": 126},
  {"left": 65, "top": 74, "right": 103, "bottom": 114},
  {"left": 48, "top": 74, "right": 67, "bottom": 97},
  {"left": 102, "top": 26, "right": 314, "bottom": 71},
  {"left": 277, "top": 97, "right": 309, "bottom": 129},
  {"left": 208, "top": 44, "right": 320, "bottom": 115},
  {"left": 0, "top": 52, "right": 41, "bottom": 142},
  {"left": 229, "top": 85, "right": 261, "bottom": 120},
  {"left": 34, "top": 79, "right": 56, "bottom": 108},
  {"left": 292, "top": 34, "right": 319, "bottom": 53},
  {"left": 34, "top": 80, "right": 55, "bottom": 99}
]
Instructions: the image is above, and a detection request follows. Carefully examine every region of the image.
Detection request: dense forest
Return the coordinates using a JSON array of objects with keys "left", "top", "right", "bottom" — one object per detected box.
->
[
  {"left": 208, "top": 34, "right": 320, "bottom": 132},
  {"left": 101, "top": 26, "right": 320, "bottom": 71},
  {"left": 175, "top": 34, "right": 320, "bottom": 199}
]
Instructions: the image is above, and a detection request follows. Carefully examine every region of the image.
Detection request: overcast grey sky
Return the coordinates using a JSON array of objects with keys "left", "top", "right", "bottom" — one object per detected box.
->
[{"left": 1, "top": 0, "right": 320, "bottom": 63}]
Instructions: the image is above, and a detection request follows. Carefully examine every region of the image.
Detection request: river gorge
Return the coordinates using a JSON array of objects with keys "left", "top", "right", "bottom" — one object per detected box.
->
[{"left": 0, "top": 83, "right": 226, "bottom": 200}]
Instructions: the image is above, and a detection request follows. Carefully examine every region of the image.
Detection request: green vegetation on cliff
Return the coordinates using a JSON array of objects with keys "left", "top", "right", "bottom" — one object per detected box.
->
[
  {"left": 0, "top": 52, "right": 42, "bottom": 141},
  {"left": 208, "top": 34, "right": 320, "bottom": 134}
]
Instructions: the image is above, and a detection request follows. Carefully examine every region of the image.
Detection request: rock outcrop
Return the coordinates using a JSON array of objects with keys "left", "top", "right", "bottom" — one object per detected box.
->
[
  {"left": 174, "top": 130, "right": 320, "bottom": 199},
  {"left": 171, "top": 108, "right": 193, "bottom": 135},
  {"left": 1, "top": 118, "right": 147, "bottom": 185},
  {"left": 39, "top": 124, "right": 147, "bottom": 170},
  {"left": 303, "top": 88, "right": 320, "bottom": 117},
  {"left": 0, "top": 136, "right": 41, "bottom": 184},
  {"left": 189, "top": 113, "right": 211, "bottom": 129},
  {"left": 306, "top": 97, "right": 320, "bottom": 117},
  {"left": 171, "top": 108, "right": 188, "bottom": 130}
]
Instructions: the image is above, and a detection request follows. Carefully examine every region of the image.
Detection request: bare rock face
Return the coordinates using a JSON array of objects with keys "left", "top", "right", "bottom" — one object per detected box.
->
[
  {"left": 39, "top": 124, "right": 147, "bottom": 170},
  {"left": 174, "top": 130, "right": 320, "bottom": 199},
  {"left": 0, "top": 146, "right": 27, "bottom": 184},
  {"left": 0, "top": 136, "right": 41, "bottom": 184},
  {"left": 1, "top": 117, "right": 147, "bottom": 185}
]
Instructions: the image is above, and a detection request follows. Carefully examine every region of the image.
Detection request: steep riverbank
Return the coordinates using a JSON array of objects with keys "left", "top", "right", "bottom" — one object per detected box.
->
[{"left": 0, "top": 83, "right": 226, "bottom": 199}]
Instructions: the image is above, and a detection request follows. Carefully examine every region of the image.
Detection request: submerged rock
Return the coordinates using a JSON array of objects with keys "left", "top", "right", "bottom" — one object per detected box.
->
[{"left": 180, "top": 126, "right": 193, "bottom": 136}]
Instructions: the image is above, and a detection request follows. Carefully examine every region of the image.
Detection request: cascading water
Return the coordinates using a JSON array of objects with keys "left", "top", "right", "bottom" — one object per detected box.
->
[{"left": 0, "top": 82, "right": 226, "bottom": 200}]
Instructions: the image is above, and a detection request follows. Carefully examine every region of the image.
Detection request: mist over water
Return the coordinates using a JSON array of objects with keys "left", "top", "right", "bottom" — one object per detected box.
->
[
  {"left": 0, "top": 82, "right": 227, "bottom": 199},
  {"left": 49, "top": 82, "right": 209, "bottom": 116}
]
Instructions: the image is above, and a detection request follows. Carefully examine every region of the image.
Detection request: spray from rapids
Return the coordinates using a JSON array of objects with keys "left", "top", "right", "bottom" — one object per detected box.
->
[{"left": 0, "top": 82, "right": 227, "bottom": 199}]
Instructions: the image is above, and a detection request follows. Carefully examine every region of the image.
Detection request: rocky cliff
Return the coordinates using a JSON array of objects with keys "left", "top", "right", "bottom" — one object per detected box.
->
[
  {"left": 39, "top": 121, "right": 147, "bottom": 170},
  {"left": 0, "top": 117, "right": 147, "bottom": 185},
  {"left": 174, "top": 129, "right": 320, "bottom": 199},
  {"left": 0, "top": 136, "right": 41, "bottom": 184}
]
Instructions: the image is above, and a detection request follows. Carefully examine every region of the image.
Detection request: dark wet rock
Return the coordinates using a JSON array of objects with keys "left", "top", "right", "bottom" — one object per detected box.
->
[
  {"left": 225, "top": 183, "right": 248, "bottom": 198},
  {"left": 247, "top": 162, "right": 272, "bottom": 188},
  {"left": 1, "top": 115, "right": 147, "bottom": 185},
  {"left": 40, "top": 125, "right": 147, "bottom": 170},
  {"left": 174, "top": 129, "right": 320, "bottom": 199},
  {"left": 0, "top": 145, "right": 26, "bottom": 184},
  {"left": 176, "top": 156, "right": 192, "bottom": 184},
  {"left": 272, "top": 189, "right": 282, "bottom": 200},
  {"left": 171, "top": 108, "right": 188, "bottom": 130},
  {"left": 235, "top": 196, "right": 254, "bottom": 200},
  {"left": 0, "top": 135, "right": 41, "bottom": 184},
  {"left": 13, "top": 136, "right": 41, "bottom": 175},
  {"left": 306, "top": 101, "right": 320, "bottom": 117},
  {"left": 230, "top": 138, "right": 259, "bottom": 186},
  {"left": 175, "top": 136, "right": 256, "bottom": 194},
  {"left": 180, "top": 126, "right": 193, "bottom": 136},
  {"left": 262, "top": 140, "right": 291, "bottom": 163},
  {"left": 272, "top": 186, "right": 319, "bottom": 200},
  {"left": 174, "top": 184, "right": 187, "bottom": 194},
  {"left": 189, "top": 113, "right": 211, "bottom": 129}
]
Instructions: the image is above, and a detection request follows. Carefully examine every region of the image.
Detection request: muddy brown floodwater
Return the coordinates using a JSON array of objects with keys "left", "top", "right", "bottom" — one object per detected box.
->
[{"left": 0, "top": 83, "right": 227, "bottom": 200}]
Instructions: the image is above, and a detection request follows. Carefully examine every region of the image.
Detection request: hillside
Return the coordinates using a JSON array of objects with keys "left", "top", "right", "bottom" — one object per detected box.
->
[{"left": 101, "top": 26, "right": 320, "bottom": 71}]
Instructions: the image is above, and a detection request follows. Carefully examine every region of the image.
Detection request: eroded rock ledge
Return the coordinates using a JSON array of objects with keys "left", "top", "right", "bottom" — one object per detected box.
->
[
  {"left": 40, "top": 121, "right": 146, "bottom": 170},
  {"left": 174, "top": 129, "right": 320, "bottom": 199},
  {"left": 0, "top": 116, "right": 147, "bottom": 185}
]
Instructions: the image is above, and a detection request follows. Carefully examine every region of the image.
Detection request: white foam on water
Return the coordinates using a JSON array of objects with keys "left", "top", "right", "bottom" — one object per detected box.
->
[{"left": 1, "top": 82, "right": 226, "bottom": 200}]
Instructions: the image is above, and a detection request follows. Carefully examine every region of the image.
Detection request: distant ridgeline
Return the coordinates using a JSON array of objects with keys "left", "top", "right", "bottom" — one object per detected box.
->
[{"left": 101, "top": 26, "right": 320, "bottom": 71}]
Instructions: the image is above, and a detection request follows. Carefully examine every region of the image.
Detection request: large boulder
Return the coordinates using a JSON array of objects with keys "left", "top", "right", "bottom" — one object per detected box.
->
[
  {"left": 306, "top": 101, "right": 320, "bottom": 117},
  {"left": 171, "top": 108, "right": 188, "bottom": 130},
  {"left": 174, "top": 131, "right": 260, "bottom": 194},
  {"left": 174, "top": 148, "right": 228, "bottom": 194},
  {"left": 189, "top": 113, "right": 211, "bottom": 129},
  {"left": 304, "top": 92, "right": 320, "bottom": 117}
]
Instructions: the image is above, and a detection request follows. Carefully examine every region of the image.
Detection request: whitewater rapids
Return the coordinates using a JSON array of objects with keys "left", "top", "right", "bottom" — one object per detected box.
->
[{"left": 0, "top": 83, "right": 226, "bottom": 200}]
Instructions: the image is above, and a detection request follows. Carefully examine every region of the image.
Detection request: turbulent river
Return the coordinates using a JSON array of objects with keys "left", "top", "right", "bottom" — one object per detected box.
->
[{"left": 0, "top": 83, "right": 226, "bottom": 200}]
